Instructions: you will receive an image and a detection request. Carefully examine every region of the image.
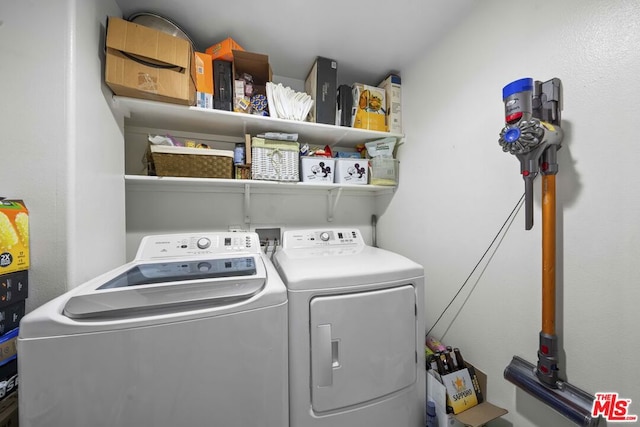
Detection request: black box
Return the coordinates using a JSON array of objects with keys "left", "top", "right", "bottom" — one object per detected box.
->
[
  {"left": 305, "top": 57, "right": 337, "bottom": 125},
  {"left": 0, "top": 270, "right": 28, "bottom": 308},
  {"left": 0, "top": 302, "right": 24, "bottom": 336},
  {"left": 337, "top": 84, "right": 353, "bottom": 127},
  {"left": 213, "top": 59, "right": 233, "bottom": 111},
  {"left": 0, "top": 359, "right": 17, "bottom": 402}
]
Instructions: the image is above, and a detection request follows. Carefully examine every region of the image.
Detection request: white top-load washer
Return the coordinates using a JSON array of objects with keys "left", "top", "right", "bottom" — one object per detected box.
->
[
  {"left": 18, "top": 232, "right": 288, "bottom": 427},
  {"left": 273, "top": 228, "right": 425, "bottom": 427}
]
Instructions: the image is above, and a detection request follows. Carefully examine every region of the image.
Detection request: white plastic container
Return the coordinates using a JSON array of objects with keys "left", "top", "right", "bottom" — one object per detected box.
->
[
  {"left": 334, "top": 158, "right": 368, "bottom": 184},
  {"left": 300, "top": 157, "right": 335, "bottom": 183}
]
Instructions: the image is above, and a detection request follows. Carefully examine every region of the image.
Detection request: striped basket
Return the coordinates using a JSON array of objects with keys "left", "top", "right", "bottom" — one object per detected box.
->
[{"left": 251, "top": 137, "right": 299, "bottom": 182}]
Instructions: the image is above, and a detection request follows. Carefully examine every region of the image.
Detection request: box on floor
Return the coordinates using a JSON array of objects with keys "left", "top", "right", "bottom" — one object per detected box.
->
[{"left": 427, "top": 363, "right": 508, "bottom": 427}]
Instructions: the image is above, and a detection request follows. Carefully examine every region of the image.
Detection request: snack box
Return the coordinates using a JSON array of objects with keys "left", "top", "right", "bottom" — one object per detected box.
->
[
  {"left": 0, "top": 200, "right": 29, "bottom": 275},
  {"left": 351, "top": 83, "right": 387, "bottom": 132}
]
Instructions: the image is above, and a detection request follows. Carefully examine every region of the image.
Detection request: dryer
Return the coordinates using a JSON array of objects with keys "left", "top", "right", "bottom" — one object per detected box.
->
[
  {"left": 273, "top": 228, "right": 425, "bottom": 427},
  {"left": 18, "top": 232, "right": 288, "bottom": 427}
]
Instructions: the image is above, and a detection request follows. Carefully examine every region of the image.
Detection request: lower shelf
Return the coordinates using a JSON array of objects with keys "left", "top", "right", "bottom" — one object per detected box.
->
[
  {"left": 124, "top": 175, "right": 396, "bottom": 195},
  {"left": 125, "top": 175, "right": 396, "bottom": 223}
]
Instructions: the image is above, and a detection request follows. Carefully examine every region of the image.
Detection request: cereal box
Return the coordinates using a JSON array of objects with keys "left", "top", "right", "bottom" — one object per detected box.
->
[{"left": 0, "top": 201, "right": 29, "bottom": 274}]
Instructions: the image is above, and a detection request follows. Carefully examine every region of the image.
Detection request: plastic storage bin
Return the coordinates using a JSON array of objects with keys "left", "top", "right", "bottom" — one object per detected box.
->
[{"left": 370, "top": 158, "right": 399, "bottom": 186}]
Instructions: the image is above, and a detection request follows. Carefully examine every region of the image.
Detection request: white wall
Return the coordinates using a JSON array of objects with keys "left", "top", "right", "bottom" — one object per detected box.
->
[
  {"left": 379, "top": 1, "right": 640, "bottom": 425},
  {"left": 0, "top": 0, "right": 123, "bottom": 311}
]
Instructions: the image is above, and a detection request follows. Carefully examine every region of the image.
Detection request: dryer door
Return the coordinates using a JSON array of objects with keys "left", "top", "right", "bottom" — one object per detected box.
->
[{"left": 309, "top": 284, "right": 417, "bottom": 413}]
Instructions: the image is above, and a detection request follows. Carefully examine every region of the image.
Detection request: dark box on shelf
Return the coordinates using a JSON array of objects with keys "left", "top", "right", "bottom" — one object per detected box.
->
[
  {"left": 0, "top": 302, "right": 24, "bottom": 337},
  {"left": 305, "top": 57, "right": 338, "bottom": 125},
  {"left": 213, "top": 59, "right": 233, "bottom": 111},
  {"left": 105, "top": 16, "right": 196, "bottom": 106},
  {"left": 0, "top": 270, "right": 28, "bottom": 308}
]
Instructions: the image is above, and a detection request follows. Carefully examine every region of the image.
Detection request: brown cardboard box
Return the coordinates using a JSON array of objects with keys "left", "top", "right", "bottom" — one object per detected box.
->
[
  {"left": 427, "top": 363, "right": 508, "bottom": 427},
  {"left": 105, "top": 16, "right": 196, "bottom": 105},
  {"left": 232, "top": 50, "right": 272, "bottom": 99}
]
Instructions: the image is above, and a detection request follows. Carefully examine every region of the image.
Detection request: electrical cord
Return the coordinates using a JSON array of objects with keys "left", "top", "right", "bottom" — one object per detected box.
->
[{"left": 425, "top": 192, "right": 526, "bottom": 339}]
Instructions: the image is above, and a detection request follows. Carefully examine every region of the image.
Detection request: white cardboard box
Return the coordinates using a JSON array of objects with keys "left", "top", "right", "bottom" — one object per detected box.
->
[
  {"left": 301, "top": 157, "right": 335, "bottom": 183},
  {"left": 334, "top": 158, "right": 368, "bottom": 184},
  {"left": 378, "top": 74, "right": 402, "bottom": 133}
]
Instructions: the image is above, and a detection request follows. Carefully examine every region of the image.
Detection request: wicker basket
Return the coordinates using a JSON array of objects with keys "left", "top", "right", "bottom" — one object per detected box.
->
[
  {"left": 251, "top": 137, "right": 299, "bottom": 181},
  {"left": 147, "top": 145, "right": 234, "bottom": 179}
]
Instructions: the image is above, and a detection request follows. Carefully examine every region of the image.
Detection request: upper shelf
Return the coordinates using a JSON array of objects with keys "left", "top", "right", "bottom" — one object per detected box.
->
[{"left": 112, "top": 96, "right": 403, "bottom": 148}]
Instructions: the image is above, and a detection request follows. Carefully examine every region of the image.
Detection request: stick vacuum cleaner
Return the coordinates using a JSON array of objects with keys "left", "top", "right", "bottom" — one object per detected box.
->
[{"left": 498, "top": 78, "right": 601, "bottom": 426}]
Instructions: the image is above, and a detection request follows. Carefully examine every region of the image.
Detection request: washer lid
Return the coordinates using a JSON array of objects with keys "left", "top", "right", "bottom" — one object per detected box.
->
[
  {"left": 63, "top": 255, "right": 264, "bottom": 320},
  {"left": 273, "top": 245, "right": 423, "bottom": 290}
]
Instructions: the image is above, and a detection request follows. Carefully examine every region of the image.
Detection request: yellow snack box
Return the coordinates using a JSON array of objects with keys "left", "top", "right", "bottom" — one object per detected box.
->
[{"left": 0, "top": 200, "right": 29, "bottom": 274}]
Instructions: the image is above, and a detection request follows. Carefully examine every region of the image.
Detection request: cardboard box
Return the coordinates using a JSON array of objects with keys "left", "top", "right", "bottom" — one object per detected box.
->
[
  {"left": 301, "top": 157, "right": 335, "bottom": 183},
  {"left": 0, "top": 302, "right": 24, "bottom": 337},
  {"left": 105, "top": 16, "right": 196, "bottom": 106},
  {"left": 0, "top": 329, "right": 17, "bottom": 368},
  {"left": 0, "top": 200, "right": 29, "bottom": 275},
  {"left": 334, "top": 158, "right": 368, "bottom": 184},
  {"left": 1, "top": 270, "right": 29, "bottom": 309},
  {"left": 194, "top": 52, "right": 213, "bottom": 108},
  {"left": 205, "top": 37, "right": 244, "bottom": 62},
  {"left": 305, "top": 57, "right": 338, "bottom": 125},
  {"left": 232, "top": 50, "right": 272, "bottom": 101},
  {"left": 352, "top": 83, "right": 387, "bottom": 131},
  {"left": 378, "top": 74, "right": 402, "bottom": 133},
  {"left": 0, "top": 391, "right": 17, "bottom": 426},
  {"left": 427, "top": 363, "right": 508, "bottom": 427}
]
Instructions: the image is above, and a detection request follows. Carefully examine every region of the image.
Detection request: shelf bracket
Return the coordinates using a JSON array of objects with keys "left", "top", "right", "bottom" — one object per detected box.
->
[
  {"left": 244, "top": 184, "right": 251, "bottom": 224},
  {"left": 327, "top": 187, "right": 343, "bottom": 222}
]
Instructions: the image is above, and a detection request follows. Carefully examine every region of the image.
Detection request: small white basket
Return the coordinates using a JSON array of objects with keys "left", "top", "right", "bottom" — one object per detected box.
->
[{"left": 251, "top": 137, "right": 300, "bottom": 182}]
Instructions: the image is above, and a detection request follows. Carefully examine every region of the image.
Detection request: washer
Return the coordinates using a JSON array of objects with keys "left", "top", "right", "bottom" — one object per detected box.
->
[
  {"left": 18, "top": 232, "right": 288, "bottom": 427},
  {"left": 273, "top": 228, "right": 425, "bottom": 427}
]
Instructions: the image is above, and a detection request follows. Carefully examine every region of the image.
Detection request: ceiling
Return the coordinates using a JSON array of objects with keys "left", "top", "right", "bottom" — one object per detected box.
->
[{"left": 115, "top": 0, "right": 476, "bottom": 87}]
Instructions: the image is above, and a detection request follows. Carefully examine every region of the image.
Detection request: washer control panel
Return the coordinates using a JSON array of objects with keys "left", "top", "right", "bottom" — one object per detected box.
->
[
  {"left": 282, "top": 229, "right": 364, "bottom": 249},
  {"left": 135, "top": 232, "right": 260, "bottom": 260}
]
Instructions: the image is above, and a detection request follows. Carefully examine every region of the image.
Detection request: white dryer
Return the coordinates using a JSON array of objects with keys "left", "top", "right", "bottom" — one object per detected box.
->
[
  {"left": 18, "top": 232, "right": 288, "bottom": 427},
  {"left": 273, "top": 228, "right": 425, "bottom": 427}
]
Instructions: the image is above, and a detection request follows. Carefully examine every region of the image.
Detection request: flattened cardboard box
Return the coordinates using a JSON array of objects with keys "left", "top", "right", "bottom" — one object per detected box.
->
[{"left": 105, "top": 16, "right": 196, "bottom": 106}]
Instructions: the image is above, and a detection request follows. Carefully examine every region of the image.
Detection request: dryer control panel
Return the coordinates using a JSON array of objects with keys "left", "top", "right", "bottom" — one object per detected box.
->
[
  {"left": 135, "top": 232, "right": 260, "bottom": 260},
  {"left": 282, "top": 229, "right": 364, "bottom": 249}
]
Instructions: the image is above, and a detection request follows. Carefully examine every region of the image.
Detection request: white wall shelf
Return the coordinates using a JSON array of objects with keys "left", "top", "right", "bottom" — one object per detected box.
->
[
  {"left": 113, "top": 96, "right": 403, "bottom": 148},
  {"left": 125, "top": 175, "right": 395, "bottom": 223}
]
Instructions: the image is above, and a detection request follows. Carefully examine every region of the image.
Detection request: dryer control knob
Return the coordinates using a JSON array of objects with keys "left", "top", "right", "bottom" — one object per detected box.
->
[
  {"left": 319, "top": 232, "right": 330, "bottom": 241},
  {"left": 197, "top": 237, "right": 211, "bottom": 249}
]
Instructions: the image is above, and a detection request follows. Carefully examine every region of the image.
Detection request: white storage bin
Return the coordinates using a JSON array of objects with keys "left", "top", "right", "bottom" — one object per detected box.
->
[
  {"left": 334, "top": 158, "right": 368, "bottom": 184},
  {"left": 300, "top": 157, "right": 335, "bottom": 183}
]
